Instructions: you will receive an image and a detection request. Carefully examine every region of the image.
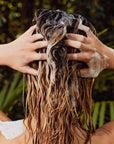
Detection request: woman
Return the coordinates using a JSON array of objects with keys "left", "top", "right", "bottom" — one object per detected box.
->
[
  {"left": 0, "top": 9, "right": 113, "bottom": 144},
  {"left": 25, "top": 9, "right": 98, "bottom": 144}
]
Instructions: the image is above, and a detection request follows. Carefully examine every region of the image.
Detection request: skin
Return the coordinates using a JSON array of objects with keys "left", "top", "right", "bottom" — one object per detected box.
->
[
  {"left": 0, "top": 25, "right": 47, "bottom": 75},
  {"left": 88, "top": 120, "right": 114, "bottom": 144},
  {"left": 66, "top": 25, "right": 114, "bottom": 76},
  {"left": 0, "top": 25, "right": 114, "bottom": 143},
  {"left": 0, "top": 113, "right": 114, "bottom": 144},
  {"left": 0, "top": 24, "right": 113, "bottom": 76},
  {"left": 0, "top": 111, "right": 11, "bottom": 121},
  {"left": 65, "top": 24, "right": 114, "bottom": 143}
]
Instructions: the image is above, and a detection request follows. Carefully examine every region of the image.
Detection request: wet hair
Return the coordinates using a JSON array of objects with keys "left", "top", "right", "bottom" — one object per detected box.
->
[{"left": 25, "top": 9, "right": 97, "bottom": 144}]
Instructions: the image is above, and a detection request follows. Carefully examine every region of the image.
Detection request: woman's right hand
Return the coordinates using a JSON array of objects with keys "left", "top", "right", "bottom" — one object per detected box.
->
[
  {"left": 0, "top": 25, "right": 47, "bottom": 75},
  {"left": 65, "top": 25, "right": 114, "bottom": 77}
]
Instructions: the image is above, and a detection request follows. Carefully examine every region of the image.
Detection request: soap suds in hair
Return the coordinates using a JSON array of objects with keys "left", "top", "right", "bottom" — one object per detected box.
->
[
  {"left": 78, "top": 17, "right": 83, "bottom": 30},
  {"left": 81, "top": 52, "right": 109, "bottom": 77}
]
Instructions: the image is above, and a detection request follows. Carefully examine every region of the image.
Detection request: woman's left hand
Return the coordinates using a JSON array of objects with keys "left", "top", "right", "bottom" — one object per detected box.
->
[{"left": 65, "top": 25, "right": 110, "bottom": 77}]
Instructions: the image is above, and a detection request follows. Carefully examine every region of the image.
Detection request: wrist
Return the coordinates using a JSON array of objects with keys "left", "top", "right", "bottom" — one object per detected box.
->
[
  {"left": 0, "top": 43, "right": 13, "bottom": 67},
  {"left": 0, "top": 44, "right": 8, "bottom": 66},
  {"left": 103, "top": 45, "right": 114, "bottom": 69}
]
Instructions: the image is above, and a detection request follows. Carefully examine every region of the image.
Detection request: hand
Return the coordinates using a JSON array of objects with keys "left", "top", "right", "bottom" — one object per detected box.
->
[
  {"left": 65, "top": 25, "right": 112, "bottom": 77},
  {"left": 0, "top": 25, "right": 47, "bottom": 75}
]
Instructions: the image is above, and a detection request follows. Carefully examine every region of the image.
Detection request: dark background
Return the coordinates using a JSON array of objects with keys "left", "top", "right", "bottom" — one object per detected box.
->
[{"left": 0, "top": 0, "right": 114, "bottom": 128}]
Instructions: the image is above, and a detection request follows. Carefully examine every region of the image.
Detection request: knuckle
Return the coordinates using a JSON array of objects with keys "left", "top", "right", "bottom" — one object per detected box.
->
[
  {"left": 86, "top": 27, "right": 91, "bottom": 33},
  {"left": 88, "top": 55, "right": 92, "bottom": 60},
  {"left": 78, "top": 42, "right": 82, "bottom": 48},
  {"left": 81, "top": 36, "right": 85, "bottom": 42},
  {"left": 38, "top": 41, "right": 45, "bottom": 48},
  {"left": 86, "top": 53, "right": 92, "bottom": 61},
  {"left": 39, "top": 43, "right": 43, "bottom": 48},
  {"left": 33, "top": 35, "right": 37, "bottom": 41},
  {"left": 37, "top": 53, "right": 43, "bottom": 60},
  {"left": 76, "top": 52, "right": 82, "bottom": 60},
  {"left": 33, "top": 42, "right": 38, "bottom": 48},
  {"left": 76, "top": 53, "right": 80, "bottom": 60},
  {"left": 78, "top": 42, "right": 83, "bottom": 49},
  {"left": 38, "top": 54, "right": 42, "bottom": 59}
]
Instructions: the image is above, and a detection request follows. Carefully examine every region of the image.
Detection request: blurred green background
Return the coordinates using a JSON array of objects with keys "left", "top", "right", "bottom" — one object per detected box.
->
[{"left": 0, "top": 0, "right": 114, "bottom": 129}]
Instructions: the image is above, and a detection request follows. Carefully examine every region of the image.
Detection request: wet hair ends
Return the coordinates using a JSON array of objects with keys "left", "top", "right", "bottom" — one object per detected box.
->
[{"left": 25, "top": 9, "right": 97, "bottom": 144}]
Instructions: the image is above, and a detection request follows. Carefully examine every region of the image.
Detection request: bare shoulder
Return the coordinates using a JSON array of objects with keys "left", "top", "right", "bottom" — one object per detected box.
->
[
  {"left": 101, "top": 120, "right": 114, "bottom": 142},
  {"left": 96, "top": 120, "right": 114, "bottom": 139},
  {"left": 0, "top": 111, "right": 11, "bottom": 121},
  {"left": 89, "top": 120, "right": 114, "bottom": 144}
]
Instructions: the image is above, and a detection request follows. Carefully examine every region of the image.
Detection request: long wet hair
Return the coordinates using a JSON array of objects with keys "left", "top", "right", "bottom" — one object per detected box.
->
[{"left": 25, "top": 9, "right": 97, "bottom": 144}]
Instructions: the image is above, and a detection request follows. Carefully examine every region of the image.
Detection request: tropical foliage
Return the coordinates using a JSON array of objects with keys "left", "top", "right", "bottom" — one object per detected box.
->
[{"left": 0, "top": 0, "right": 114, "bottom": 128}]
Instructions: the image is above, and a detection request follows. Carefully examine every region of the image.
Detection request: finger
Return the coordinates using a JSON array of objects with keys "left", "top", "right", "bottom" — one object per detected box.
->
[
  {"left": 65, "top": 39, "right": 89, "bottom": 51},
  {"left": 80, "top": 68, "right": 89, "bottom": 77},
  {"left": 22, "top": 66, "right": 38, "bottom": 76},
  {"left": 26, "top": 25, "right": 37, "bottom": 35},
  {"left": 65, "top": 39, "right": 96, "bottom": 52},
  {"left": 33, "top": 41, "right": 48, "bottom": 50},
  {"left": 31, "top": 53, "right": 47, "bottom": 61},
  {"left": 80, "top": 68, "right": 98, "bottom": 78},
  {"left": 66, "top": 33, "right": 88, "bottom": 43},
  {"left": 79, "top": 24, "right": 95, "bottom": 37},
  {"left": 67, "top": 52, "right": 91, "bottom": 62},
  {"left": 30, "top": 34, "right": 44, "bottom": 42}
]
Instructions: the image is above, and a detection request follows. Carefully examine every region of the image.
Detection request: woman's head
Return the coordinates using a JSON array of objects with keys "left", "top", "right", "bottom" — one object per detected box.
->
[{"left": 25, "top": 9, "right": 96, "bottom": 144}]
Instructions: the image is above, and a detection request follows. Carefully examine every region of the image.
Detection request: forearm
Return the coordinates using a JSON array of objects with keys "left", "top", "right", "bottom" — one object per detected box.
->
[
  {"left": 0, "top": 110, "right": 11, "bottom": 121},
  {"left": 104, "top": 45, "right": 114, "bottom": 70},
  {"left": 0, "top": 44, "right": 8, "bottom": 66}
]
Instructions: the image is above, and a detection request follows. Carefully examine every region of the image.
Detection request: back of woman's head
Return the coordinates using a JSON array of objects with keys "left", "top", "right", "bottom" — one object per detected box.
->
[{"left": 25, "top": 9, "right": 97, "bottom": 144}]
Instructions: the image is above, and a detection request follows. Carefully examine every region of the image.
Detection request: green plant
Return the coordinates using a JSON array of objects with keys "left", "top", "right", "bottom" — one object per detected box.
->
[
  {"left": 93, "top": 101, "right": 114, "bottom": 129},
  {"left": 0, "top": 71, "right": 24, "bottom": 113}
]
